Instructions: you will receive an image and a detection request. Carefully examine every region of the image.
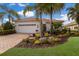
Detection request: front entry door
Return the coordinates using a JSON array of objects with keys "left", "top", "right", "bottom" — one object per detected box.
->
[{"left": 43, "top": 24, "right": 46, "bottom": 32}]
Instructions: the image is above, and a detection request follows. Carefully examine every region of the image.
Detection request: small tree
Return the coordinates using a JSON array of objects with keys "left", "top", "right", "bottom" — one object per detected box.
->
[
  {"left": 53, "top": 22, "right": 62, "bottom": 30},
  {"left": 3, "top": 21, "right": 14, "bottom": 30},
  {"left": 52, "top": 22, "right": 63, "bottom": 35}
]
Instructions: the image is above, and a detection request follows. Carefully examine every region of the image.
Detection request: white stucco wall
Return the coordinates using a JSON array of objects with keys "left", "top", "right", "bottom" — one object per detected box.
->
[
  {"left": 46, "top": 23, "right": 50, "bottom": 31},
  {"left": 15, "top": 22, "right": 40, "bottom": 33},
  {"left": 15, "top": 21, "right": 51, "bottom": 33},
  {"left": 42, "top": 22, "right": 51, "bottom": 31}
]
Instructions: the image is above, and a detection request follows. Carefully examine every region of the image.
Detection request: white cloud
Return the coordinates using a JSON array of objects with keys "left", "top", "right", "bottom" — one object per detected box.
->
[
  {"left": 18, "top": 10, "right": 23, "bottom": 15},
  {"left": 18, "top": 4, "right": 26, "bottom": 7},
  {"left": 9, "top": 3, "right": 15, "bottom": 6},
  {"left": 5, "top": 18, "right": 9, "bottom": 21},
  {"left": 55, "top": 14, "right": 68, "bottom": 21},
  {"left": 25, "top": 11, "right": 34, "bottom": 17},
  {"left": 55, "top": 14, "right": 73, "bottom": 25},
  {"left": 18, "top": 10, "right": 34, "bottom": 17},
  {"left": 9, "top": 3, "right": 26, "bottom": 7}
]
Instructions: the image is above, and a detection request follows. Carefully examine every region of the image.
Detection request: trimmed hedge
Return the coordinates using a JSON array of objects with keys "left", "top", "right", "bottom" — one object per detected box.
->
[{"left": 0, "top": 29, "right": 16, "bottom": 35}]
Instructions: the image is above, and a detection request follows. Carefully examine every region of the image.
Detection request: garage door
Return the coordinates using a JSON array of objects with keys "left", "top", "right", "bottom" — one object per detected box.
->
[{"left": 16, "top": 24, "right": 39, "bottom": 33}]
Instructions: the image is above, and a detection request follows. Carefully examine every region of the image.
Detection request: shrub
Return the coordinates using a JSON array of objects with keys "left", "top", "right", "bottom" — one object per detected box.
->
[
  {"left": 0, "top": 29, "right": 16, "bottom": 35},
  {"left": 75, "top": 32, "right": 79, "bottom": 35},
  {"left": 57, "top": 33, "right": 70, "bottom": 37},
  {"left": 42, "top": 39, "right": 49, "bottom": 44},
  {"left": 39, "top": 37, "right": 49, "bottom": 44},
  {"left": 49, "top": 29, "right": 54, "bottom": 34},
  {"left": 54, "top": 30, "right": 61, "bottom": 35},
  {"left": 48, "top": 36, "right": 55, "bottom": 44},
  {"left": 0, "top": 22, "right": 16, "bottom": 35},
  {"left": 53, "top": 22, "right": 62, "bottom": 29},
  {"left": 71, "top": 32, "right": 79, "bottom": 36},
  {"left": 35, "top": 33, "right": 40, "bottom": 38},
  {"left": 61, "top": 29, "right": 67, "bottom": 34},
  {"left": 25, "top": 38, "right": 35, "bottom": 44},
  {"left": 50, "top": 29, "right": 61, "bottom": 35},
  {"left": 44, "top": 32, "right": 49, "bottom": 37},
  {"left": 48, "top": 36, "right": 61, "bottom": 44},
  {"left": 54, "top": 38, "right": 61, "bottom": 42},
  {"left": 34, "top": 40, "right": 41, "bottom": 44},
  {"left": 3, "top": 22, "right": 14, "bottom": 30}
]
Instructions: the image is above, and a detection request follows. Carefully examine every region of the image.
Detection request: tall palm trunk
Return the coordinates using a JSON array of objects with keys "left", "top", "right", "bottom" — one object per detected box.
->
[
  {"left": 39, "top": 12, "right": 43, "bottom": 37},
  {"left": 50, "top": 6, "right": 53, "bottom": 35},
  {"left": 8, "top": 14, "right": 11, "bottom": 22}
]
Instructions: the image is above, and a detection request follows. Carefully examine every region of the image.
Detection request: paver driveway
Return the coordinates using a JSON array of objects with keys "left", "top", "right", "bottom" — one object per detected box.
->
[{"left": 0, "top": 34, "right": 29, "bottom": 54}]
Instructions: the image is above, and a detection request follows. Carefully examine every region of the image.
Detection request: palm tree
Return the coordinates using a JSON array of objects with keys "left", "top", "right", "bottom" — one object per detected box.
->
[
  {"left": 23, "top": 4, "right": 45, "bottom": 37},
  {"left": 0, "top": 5, "right": 20, "bottom": 23},
  {"left": 43, "top": 3, "right": 64, "bottom": 35},
  {"left": 67, "top": 4, "right": 79, "bottom": 32},
  {"left": 0, "top": 12, "right": 6, "bottom": 27},
  {"left": 23, "top": 3, "right": 65, "bottom": 36}
]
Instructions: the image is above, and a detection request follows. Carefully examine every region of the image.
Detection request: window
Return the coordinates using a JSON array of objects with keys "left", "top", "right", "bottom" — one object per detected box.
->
[
  {"left": 74, "top": 26, "right": 78, "bottom": 29},
  {"left": 18, "top": 24, "right": 36, "bottom": 26}
]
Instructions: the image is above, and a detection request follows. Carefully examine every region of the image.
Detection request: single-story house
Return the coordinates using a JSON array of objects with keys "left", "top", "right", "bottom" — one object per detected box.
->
[
  {"left": 64, "top": 21, "right": 78, "bottom": 31},
  {"left": 15, "top": 18, "right": 64, "bottom": 34}
]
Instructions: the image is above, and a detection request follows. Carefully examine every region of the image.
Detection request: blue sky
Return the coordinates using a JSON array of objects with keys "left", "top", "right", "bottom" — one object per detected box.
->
[{"left": 0, "top": 3, "right": 76, "bottom": 25}]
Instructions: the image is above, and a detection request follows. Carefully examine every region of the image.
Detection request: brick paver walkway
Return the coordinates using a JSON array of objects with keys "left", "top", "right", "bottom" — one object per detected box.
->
[{"left": 0, "top": 34, "right": 29, "bottom": 54}]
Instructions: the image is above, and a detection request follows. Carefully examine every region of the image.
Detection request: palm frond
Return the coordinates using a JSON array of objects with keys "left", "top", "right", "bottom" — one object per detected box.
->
[
  {"left": 8, "top": 10, "right": 20, "bottom": 19},
  {"left": 23, "top": 5, "right": 34, "bottom": 16},
  {"left": 0, "top": 5, "right": 9, "bottom": 11},
  {"left": 0, "top": 5, "right": 20, "bottom": 20},
  {"left": 0, "top": 12, "right": 6, "bottom": 18}
]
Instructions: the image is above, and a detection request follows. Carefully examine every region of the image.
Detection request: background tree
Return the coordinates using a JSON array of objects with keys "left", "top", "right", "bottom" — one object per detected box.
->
[
  {"left": 0, "top": 5, "right": 20, "bottom": 23},
  {"left": 23, "top": 4, "right": 45, "bottom": 37},
  {"left": 43, "top": 3, "right": 65, "bottom": 35},
  {"left": 0, "top": 12, "right": 6, "bottom": 28},
  {"left": 3, "top": 21, "right": 14, "bottom": 30},
  {"left": 23, "top": 3, "right": 65, "bottom": 36},
  {"left": 67, "top": 3, "right": 79, "bottom": 32}
]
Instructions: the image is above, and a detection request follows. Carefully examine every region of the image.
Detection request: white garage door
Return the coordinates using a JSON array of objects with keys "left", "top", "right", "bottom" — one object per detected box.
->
[{"left": 16, "top": 23, "right": 40, "bottom": 33}]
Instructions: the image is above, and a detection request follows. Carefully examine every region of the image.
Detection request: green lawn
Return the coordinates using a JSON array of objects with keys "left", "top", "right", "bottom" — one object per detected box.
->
[{"left": 1, "top": 37, "right": 79, "bottom": 56}]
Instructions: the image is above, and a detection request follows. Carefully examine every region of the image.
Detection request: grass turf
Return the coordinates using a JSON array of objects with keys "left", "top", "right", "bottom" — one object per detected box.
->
[{"left": 1, "top": 37, "right": 79, "bottom": 56}]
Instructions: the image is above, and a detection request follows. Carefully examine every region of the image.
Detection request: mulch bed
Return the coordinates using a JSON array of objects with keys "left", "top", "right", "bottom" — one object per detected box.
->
[
  {"left": 58, "top": 36, "right": 69, "bottom": 43},
  {"left": 15, "top": 36, "right": 69, "bottom": 48}
]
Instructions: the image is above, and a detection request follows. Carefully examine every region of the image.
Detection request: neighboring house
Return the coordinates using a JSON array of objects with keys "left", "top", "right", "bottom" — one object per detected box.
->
[
  {"left": 65, "top": 21, "right": 78, "bottom": 31},
  {"left": 15, "top": 18, "right": 64, "bottom": 34}
]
